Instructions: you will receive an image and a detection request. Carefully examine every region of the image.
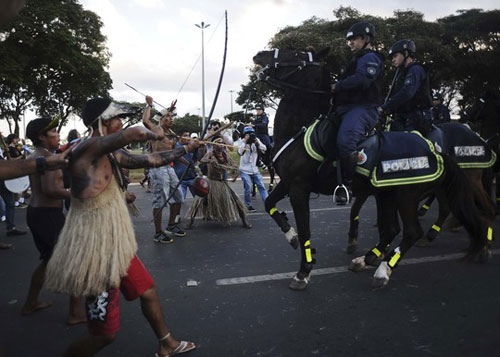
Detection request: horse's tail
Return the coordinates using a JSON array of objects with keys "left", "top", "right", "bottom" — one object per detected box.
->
[{"left": 441, "top": 155, "right": 489, "bottom": 256}]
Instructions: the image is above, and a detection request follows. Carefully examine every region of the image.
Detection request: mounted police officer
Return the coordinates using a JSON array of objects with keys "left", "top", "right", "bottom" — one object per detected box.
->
[
  {"left": 252, "top": 104, "right": 272, "bottom": 152},
  {"left": 431, "top": 92, "right": 451, "bottom": 124},
  {"left": 331, "top": 22, "right": 384, "bottom": 205},
  {"left": 379, "top": 39, "right": 433, "bottom": 134}
]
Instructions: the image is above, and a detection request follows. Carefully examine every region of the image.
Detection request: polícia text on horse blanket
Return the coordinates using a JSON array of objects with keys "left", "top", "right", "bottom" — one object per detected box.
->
[{"left": 427, "top": 122, "right": 496, "bottom": 169}]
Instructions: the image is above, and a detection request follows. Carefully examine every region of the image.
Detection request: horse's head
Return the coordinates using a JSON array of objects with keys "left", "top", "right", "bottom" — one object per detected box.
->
[
  {"left": 253, "top": 48, "right": 330, "bottom": 94},
  {"left": 232, "top": 121, "right": 246, "bottom": 141},
  {"left": 464, "top": 89, "right": 500, "bottom": 137}
]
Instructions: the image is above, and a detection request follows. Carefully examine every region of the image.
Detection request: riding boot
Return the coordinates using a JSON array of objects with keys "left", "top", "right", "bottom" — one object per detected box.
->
[{"left": 334, "top": 151, "right": 358, "bottom": 205}]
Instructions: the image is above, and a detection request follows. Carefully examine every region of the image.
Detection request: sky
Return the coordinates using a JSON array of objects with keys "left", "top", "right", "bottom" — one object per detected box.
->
[{"left": 7, "top": 0, "right": 500, "bottom": 139}]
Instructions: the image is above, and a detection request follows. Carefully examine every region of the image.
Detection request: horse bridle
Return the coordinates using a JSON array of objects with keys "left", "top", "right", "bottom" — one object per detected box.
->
[{"left": 256, "top": 49, "right": 330, "bottom": 95}]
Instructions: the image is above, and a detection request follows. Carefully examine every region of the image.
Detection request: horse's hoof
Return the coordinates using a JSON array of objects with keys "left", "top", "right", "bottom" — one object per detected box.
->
[
  {"left": 426, "top": 228, "right": 439, "bottom": 242},
  {"left": 285, "top": 228, "right": 299, "bottom": 250},
  {"left": 289, "top": 274, "right": 310, "bottom": 291},
  {"left": 346, "top": 239, "right": 358, "bottom": 254},
  {"left": 349, "top": 256, "right": 366, "bottom": 272},
  {"left": 372, "top": 262, "right": 392, "bottom": 290},
  {"left": 417, "top": 207, "right": 428, "bottom": 217},
  {"left": 415, "top": 237, "right": 431, "bottom": 247},
  {"left": 364, "top": 250, "right": 384, "bottom": 266},
  {"left": 478, "top": 246, "right": 492, "bottom": 264}
]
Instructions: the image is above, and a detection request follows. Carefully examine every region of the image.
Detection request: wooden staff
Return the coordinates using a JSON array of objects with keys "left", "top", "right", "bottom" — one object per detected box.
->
[
  {"left": 204, "top": 121, "right": 234, "bottom": 141},
  {"left": 196, "top": 139, "right": 249, "bottom": 151}
]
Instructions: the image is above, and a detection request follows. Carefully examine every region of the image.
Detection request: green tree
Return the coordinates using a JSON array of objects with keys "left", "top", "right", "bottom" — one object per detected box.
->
[
  {"left": 239, "top": 6, "right": 500, "bottom": 115},
  {"left": 172, "top": 113, "right": 202, "bottom": 135},
  {"left": 0, "top": 0, "right": 112, "bottom": 134}
]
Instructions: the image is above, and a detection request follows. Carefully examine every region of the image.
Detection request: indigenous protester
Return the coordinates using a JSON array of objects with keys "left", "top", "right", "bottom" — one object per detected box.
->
[
  {"left": 238, "top": 126, "right": 268, "bottom": 212},
  {"left": 22, "top": 118, "right": 86, "bottom": 324},
  {"left": 431, "top": 92, "right": 451, "bottom": 124},
  {"left": 186, "top": 137, "right": 251, "bottom": 228},
  {"left": 44, "top": 98, "right": 198, "bottom": 357},
  {"left": 379, "top": 39, "right": 433, "bottom": 134},
  {"left": 143, "top": 96, "right": 186, "bottom": 243},
  {"left": 330, "top": 22, "right": 384, "bottom": 205},
  {"left": 174, "top": 132, "right": 198, "bottom": 199}
]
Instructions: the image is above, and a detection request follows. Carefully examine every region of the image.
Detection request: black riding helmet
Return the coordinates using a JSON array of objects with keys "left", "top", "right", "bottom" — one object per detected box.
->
[
  {"left": 346, "top": 22, "right": 375, "bottom": 45},
  {"left": 389, "top": 39, "right": 416, "bottom": 58}
]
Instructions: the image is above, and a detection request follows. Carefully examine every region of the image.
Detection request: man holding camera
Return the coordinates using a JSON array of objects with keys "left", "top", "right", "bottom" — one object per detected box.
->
[{"left": 238, "top": 126, "right": 268, "bottom": 212}]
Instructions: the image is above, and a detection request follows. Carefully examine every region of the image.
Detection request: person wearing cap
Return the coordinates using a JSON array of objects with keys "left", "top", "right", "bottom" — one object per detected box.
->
[
  {"left": 21, "top": 117, "right": 86, "bottom": 324},
  {"left": 379, "top": 39, "right": 433, "bottom": 134},
  {"left": 143, "top": 95, "right": 187, "bottom": 242},
  {"left": 431, "top": 92, "right": 451, "bottom": 124},
  {"left": 331, "top": 21, "right": 384, "bottom": 205},
  {"left": 238, "top": 126, "right": 268, "bottom": 212},
  {"left": 44, "top": 97, "right": 198, "bottom": 357}
]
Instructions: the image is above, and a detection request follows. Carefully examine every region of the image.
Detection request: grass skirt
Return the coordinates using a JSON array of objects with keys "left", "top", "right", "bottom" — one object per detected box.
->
[
  {"left": 186, "top": 179, "right": 246, "bottom": 225},
  {"left": 45, "top": 178, "right": 137, "bottom": 297}
]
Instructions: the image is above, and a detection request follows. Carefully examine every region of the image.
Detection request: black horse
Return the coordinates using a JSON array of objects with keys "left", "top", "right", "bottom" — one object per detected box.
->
[{"left": 253, "top": 48, "right": 493, "bottom": 290}]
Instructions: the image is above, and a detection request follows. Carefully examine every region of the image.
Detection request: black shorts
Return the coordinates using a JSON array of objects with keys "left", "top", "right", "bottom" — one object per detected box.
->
[{"left": 26, "top": 206, "right": 65, "bottom": 262}]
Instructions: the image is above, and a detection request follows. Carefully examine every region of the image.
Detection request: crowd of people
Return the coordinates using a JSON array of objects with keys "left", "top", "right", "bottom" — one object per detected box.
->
[{"left": 0, "top": 93, "right": 274, "bottom": 356}]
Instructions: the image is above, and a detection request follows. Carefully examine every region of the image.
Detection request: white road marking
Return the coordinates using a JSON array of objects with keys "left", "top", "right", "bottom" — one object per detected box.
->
[
  {"left": 215, "top": 249, "right": 500, "bottom": 286},
  {"left": 247, "top": 206, "right": 351, "bottom": 216}
]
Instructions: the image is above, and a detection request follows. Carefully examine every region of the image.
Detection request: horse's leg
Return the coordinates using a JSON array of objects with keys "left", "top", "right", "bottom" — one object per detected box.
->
[
  {"left": 350, "top": 191, "right": 400, "bottom": 272},
  {"left": 264, "top": 181, "right": 299, "bottom": 249},
  {"left": 372, "top": 189, "right": 422, "bottom": 289},
  {"left": 268, "top": 165, "right": 275, "bottom": 193},
  {"left": 417, "top": 194, "right": 435, "bottom": 217},
  {"left": 288, "top": 184, "right": 314, "bottom": 291},
  {"left": 346, "top": 192, "right": 369, "bottom": 254},
  {"left": 468, "top": 169, "right": 495, "bottom": 262},
  {"left": 415, "top": 190, "right": 450, "bottom": 247}
]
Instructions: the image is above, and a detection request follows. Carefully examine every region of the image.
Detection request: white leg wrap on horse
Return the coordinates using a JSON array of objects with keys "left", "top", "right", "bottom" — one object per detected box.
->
[
  {"left": 285, "top": 227, "right": 297, "bottom": 243},
  {"left": 374, "top": 261, "right": 392, "bottom": 281}
]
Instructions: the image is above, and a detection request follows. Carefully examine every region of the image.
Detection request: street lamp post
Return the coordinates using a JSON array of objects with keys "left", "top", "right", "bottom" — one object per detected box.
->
[
  {"left": 195, "top": 21, "right": 210, "bottom": 131},
  {"left": 228, "top": 90, "right": 235, "bottom": 113}
]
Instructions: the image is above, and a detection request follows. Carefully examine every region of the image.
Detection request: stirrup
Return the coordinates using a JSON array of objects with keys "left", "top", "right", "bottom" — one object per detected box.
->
[{"left": 333, "top": 184, "right": 350, "bottom": 205}]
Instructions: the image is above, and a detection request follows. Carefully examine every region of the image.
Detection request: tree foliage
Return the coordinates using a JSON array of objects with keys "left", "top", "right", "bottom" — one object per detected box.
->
[
  {"left": 238, "top": 7, "right": 500, "bottom": 115},
  {"left": 0, "top": 0, "right": 112, "bottom": 134}
]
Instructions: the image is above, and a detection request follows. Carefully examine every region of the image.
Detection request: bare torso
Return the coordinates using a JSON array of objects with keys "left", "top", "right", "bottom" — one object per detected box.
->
[{"left": 29, "top": 148, "right": 66, "bottom": 208}]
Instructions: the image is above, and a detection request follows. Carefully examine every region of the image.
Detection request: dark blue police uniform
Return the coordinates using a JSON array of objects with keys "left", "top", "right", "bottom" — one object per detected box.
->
[
  {"left": 382, "top": 63, "right": 433, "bottom": 132},
  {"left": 334, "top": 49, "right": 384, "bottom": 159}
]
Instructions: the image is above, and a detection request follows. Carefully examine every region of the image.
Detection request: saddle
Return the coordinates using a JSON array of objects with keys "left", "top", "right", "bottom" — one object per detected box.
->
[{"left": 427, "top": 122, "right": 496, "bottom": 169}]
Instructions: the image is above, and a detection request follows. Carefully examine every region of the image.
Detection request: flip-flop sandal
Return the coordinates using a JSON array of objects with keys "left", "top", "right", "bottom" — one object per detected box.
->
[{"left": 154, "top": 340, "right": 196, "bottom": 357}]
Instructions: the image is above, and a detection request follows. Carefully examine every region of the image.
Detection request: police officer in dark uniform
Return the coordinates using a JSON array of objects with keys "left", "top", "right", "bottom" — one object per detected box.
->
[
  {"left": 431, "top": 92, "right": 451, "bottom": 124},
  {"left": 252, "top": 104, "right": 272, "bottom": 152},
  {"left": 331, "top": 22, "right": 384, "bottom": 205},
  {"left": 379, "top": 40, "right": 433, "bottom": 134}
]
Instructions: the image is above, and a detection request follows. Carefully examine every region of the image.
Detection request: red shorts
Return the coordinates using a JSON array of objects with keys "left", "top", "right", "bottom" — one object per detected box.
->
[{"left": 86, "top": 255, "right": 155, "bottom": 336}]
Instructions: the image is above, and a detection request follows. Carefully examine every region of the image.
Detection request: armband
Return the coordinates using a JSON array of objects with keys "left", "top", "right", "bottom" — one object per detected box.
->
[
  {"left": 36, "top": 156, "right": 47, "bottom": 175},
  {"left": 146, "top": 103, "right": 153, "bottom": 108}
]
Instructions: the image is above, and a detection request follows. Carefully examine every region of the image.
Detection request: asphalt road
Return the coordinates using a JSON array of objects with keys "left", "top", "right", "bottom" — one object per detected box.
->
[{"left": 1, "top": 179, "right": 499, "bottom": 357}]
